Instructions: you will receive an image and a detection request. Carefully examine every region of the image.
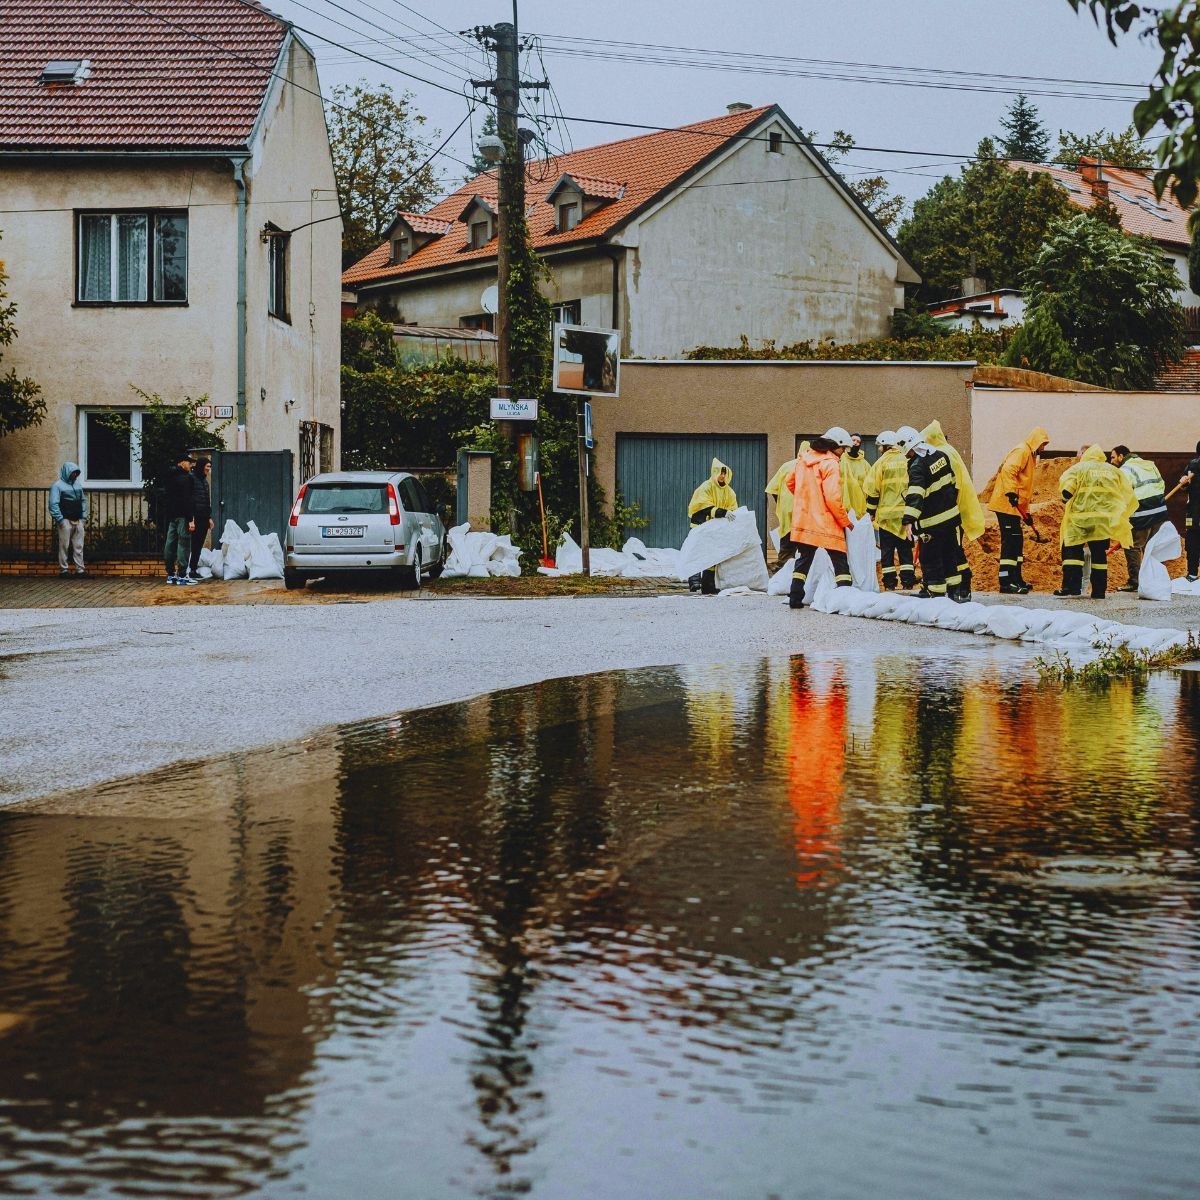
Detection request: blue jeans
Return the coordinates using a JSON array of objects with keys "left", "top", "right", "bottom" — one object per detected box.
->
[{"left": 164, "top": 517, "right": 192, "bottom": 574}]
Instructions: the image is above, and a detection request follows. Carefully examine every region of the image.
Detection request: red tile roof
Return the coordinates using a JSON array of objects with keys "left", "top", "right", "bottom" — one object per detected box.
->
[
  {"left": 1154, "top": 348, "right": 1200, "bottom": 391},
  {"left": 344, "top": 105, "right": 775, "bottom": 287},
  {"left": 552, "top": 172, "right": 626, "bottom": 200},
  {"left": 0, "top": 0, "right": 288, "bottom": 152},
  {"left": 1010, "top": 159, "right": 1193, "bottom": 249},
  {"left": 395, "top": 212, "right": 453, "bottom": 237}
]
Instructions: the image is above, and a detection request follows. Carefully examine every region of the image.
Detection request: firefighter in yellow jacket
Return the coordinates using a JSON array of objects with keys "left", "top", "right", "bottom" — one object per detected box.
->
[
  {"left": 988, "top": 426, "right": 1049, "bottom": 594},
  {"left": 1055, "top": 445, "right": 1136, "bottom": 599},
  {"left": 864, "top": 431, "right": 915, "bottom": 589},
  {"left": 687, "top": 458, "right": 737, "bottom": 594}
]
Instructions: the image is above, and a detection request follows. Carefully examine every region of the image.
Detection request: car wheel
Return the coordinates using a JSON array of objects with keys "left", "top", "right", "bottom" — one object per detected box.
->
[
  {"left": 406, "top": 547, "right": 422, "bottom": 590},
  {"left": 427, "top": 539, "right": 445, "bottom": 580},
  {"left": 284, "top": 568, "right": 306, "bottom": 591}
]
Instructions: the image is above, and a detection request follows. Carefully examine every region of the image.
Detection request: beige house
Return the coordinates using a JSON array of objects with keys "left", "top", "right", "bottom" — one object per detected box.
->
[
  {"left": 0, "top": 0, "right": 341, "bottom": 495},
  {"left": 344, "top": 103, "right": 919, "bottom": 358}
]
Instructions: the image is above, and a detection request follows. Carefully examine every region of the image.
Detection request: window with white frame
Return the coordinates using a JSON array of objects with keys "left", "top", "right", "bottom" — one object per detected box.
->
[
  {"left": 557, "top": 201, "right": 580, "bottom": 233},
  {"left": 76, "top": 211, "right": 187, "bottom": 303},
  {"left": 552, "top": 299, "right": 581, "bottom": 326},
  {"left": 78, "top": 409, "right": 159, "bottom": 485},
  {"left": 267, "top": 225, "right": 290, "bottom": 321}
]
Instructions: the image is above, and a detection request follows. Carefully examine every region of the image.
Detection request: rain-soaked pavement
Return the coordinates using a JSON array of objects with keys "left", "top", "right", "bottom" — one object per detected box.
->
[{"left": 1, "top": 651, "right": 1198, "bottom": 1199}]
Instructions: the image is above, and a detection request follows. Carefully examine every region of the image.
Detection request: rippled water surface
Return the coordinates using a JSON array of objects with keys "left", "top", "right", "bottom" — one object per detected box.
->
[{"left": 1, "top": 653, "right": 1199, "bottom": 1199}]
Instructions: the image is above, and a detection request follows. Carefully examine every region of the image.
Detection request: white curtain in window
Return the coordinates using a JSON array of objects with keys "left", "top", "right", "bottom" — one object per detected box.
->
[
  {"left": 79, "top": 215, "right": 112, "bottom": 301},
  {"left": 116, "top": 215, "right": 148, "bottom": 302}
]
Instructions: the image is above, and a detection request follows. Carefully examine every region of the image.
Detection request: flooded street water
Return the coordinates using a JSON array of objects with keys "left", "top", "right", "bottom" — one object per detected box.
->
[{"left": 1, "top": 651, "right": 1198, "bottom": 1199}]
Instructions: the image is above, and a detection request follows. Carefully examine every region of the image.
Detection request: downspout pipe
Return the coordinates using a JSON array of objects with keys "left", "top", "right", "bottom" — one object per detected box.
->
[
  {"left": 232, "top": 156, "right": 248, "bottom": 445},
  {"left": 603, "top": 246, "right": 624, "bottom": 343}
]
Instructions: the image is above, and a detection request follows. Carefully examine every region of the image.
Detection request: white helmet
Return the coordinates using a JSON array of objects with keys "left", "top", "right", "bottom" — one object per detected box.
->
[
  {"left": 876, "top": 430, "right": 896, "bottom": 448},
  {"left": 823, "top": 426, "right": 854, "bottom": 449},
  {"left": 893, "top": 425, "right": 922, "bottom": 451}
]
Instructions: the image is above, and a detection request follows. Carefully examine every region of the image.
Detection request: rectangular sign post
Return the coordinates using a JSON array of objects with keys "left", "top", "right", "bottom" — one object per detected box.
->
[
  {"left": 583, "top": 401, "right": 594, "bottom": 450},
  {"left": 576, "top": 397, "right": 590, "bottom": 577},
  {"left": 489, "top": 397, "right": 538, "bottom": 421}
]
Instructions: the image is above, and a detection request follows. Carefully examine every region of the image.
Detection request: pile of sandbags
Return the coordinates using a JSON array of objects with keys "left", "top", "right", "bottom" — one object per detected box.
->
[
  {"left": 768, "top": 515, "right": 880, "bottom": 598},
  {"left": 441, "top": 522, "right": 522, "bottom": 578},
  {"left": 196, "top": 519, "right": 284, "bottom": 581},
  {"left": 803, "top": 574, "right": 1189, "bottom": 656},
  {"left": 549, "top": 534, "right": 681, "bottom": 579}
]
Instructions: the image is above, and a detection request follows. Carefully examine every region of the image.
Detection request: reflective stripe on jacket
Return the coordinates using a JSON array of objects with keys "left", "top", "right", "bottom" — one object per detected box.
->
[
  {"left": 905, "top": 448, "right": 961, "bottom": 531},
  {"left": 1120, "top": 456, "right": 1166, "bottom": 530},
  {"left": 864, "top": 447, "right": 909, "bottom": 537}
]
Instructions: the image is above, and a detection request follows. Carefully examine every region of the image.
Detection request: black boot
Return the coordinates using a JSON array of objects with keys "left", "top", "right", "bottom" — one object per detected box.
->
[{"left": 688, "top": 573, "right": 702, "bottom": 593}]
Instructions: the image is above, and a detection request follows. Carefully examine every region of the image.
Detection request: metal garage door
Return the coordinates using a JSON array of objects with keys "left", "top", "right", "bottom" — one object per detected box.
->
[{"left": 616, "top": 435, "right": 768, "bottom": 549}]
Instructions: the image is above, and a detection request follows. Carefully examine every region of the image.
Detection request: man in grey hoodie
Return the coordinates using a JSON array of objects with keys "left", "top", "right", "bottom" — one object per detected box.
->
[{"left": 49, "top": 462, "right": 88, "bottom": 577}]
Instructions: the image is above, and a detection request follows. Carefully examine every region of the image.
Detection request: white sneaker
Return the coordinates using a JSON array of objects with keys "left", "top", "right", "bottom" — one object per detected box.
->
[
  {"left": 166, "top": 575, "right": 178, "bottom": 585},
  {"left": 177, "top": 575, "right": 198, "bottom": 587}
]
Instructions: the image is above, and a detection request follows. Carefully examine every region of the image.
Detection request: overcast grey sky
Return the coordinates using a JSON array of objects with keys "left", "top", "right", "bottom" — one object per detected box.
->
[{"left": 272, "top": 0, "right": 1164, "bottom": 210}]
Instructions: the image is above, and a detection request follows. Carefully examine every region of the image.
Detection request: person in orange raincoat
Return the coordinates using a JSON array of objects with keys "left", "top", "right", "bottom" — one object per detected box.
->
[
  {"left": 786, "top": 427, "right": 855, "bottom": 610},
  {"left": 988, "top": 426, "right": 1049, "bottom": 594}
]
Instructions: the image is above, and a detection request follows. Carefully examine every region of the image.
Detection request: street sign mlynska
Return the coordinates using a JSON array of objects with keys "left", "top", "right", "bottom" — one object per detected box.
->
[{"left": 490, "top": 398, "right": 538, "bottom": 421}]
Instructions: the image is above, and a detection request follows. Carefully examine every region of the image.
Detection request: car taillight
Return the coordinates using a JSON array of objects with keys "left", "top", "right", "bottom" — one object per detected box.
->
[
  {"left": 387, "top": 484, "right": 401, "bottom": 526},
  {"left": 289, "top": 484, "right": 306, "bottom": 527}
]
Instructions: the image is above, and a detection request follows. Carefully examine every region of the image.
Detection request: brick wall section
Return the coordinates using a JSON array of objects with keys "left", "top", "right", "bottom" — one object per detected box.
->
[{"left": 0, "top": 558, "right": 163, "bottom": 576}]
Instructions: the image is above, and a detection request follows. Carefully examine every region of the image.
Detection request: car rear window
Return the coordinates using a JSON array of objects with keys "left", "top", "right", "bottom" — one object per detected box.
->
[{"left": 302, "top": 484, "right": 388, "bottom": 515}]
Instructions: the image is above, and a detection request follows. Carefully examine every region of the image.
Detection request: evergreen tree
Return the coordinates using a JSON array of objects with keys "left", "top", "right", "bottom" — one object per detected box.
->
[{"left": 1000, "top": 94, "right": 1051, "bottom": 162}]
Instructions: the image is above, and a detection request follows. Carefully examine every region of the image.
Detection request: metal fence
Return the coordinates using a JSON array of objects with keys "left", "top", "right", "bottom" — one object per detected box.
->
[{"left": 0, "top": 488, "right": 161, "bottom": 561}]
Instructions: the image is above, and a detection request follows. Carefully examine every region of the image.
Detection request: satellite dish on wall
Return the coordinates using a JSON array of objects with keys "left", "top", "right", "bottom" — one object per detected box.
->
[{"left": 480, "top": 284, "right": 499, "bottom": 315}]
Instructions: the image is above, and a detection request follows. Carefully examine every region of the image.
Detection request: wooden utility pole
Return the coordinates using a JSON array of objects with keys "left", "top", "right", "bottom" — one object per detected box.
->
[{"left": 577, "top": 398, "right": 591, "bottom": 576}]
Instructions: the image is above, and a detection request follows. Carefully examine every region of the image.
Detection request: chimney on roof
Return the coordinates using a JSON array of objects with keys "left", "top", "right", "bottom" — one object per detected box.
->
[
  {"left": 1079, "top": 155, "right": 1109, "bottom": 201},
  {"left": 726, "top": 101, "right": 753, "bottom": 114}
]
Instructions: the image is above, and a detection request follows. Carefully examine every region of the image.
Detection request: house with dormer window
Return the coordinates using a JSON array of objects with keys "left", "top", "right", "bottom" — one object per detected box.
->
[{"left": 344, "top": 103, "right": 920, "bottom": 358}]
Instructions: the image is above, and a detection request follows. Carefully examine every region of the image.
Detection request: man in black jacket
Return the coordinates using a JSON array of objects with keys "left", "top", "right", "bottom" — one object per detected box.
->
[
  {"left": 163, "top": 453, "right": 196, "bottom": 586},
  {"left": 186, "top": 457, "right": 214, "bottom": 580},
  {"left": 1180, "top": 440, "right": 1200, "bottom": 582},
  {"left": 896, "top": 425, "right": 967, "bottom": 602}
]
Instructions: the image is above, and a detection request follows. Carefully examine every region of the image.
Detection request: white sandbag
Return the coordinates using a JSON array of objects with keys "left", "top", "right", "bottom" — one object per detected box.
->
[
  {"left": 1172, "top": 575, "right": 1200, "bottom": 596},
  {"left": 245, "top": 520, "right": 283, "bottom": 580},
  {"left": 263, "top": 531, "right": 285, "bottom": 575},
  {"left": 619, "top": 539, "right": 681, "bottom": 579},
  {"left": 218, "top": 519, "right": 248, "bottom": 578},
  {"left": 443, "top": 522, "right": 523, "bottom": 578},
  {"left": 676, "top": 507, "right": 761, "bottom": 580},
  {"left": 768, "top": 557, "right": 794, "bottom": 596},
  {"left": 714, "top": 543, "right": 769, "bottom": 591},
  {"left": 846, "top": 514, "right": 880, "bottom": 593},
  {"left": 986, "top": 608, "right": 1032, "bottom": 640},
  {"left": 769, "top": 527, "right": 781, "bottom": 553},
  {"left": 1137, "top": 520, "right": 1180, "bottom": 602},
  {"left": 804, "top": 548, "right": 834, "bottom": 604}
]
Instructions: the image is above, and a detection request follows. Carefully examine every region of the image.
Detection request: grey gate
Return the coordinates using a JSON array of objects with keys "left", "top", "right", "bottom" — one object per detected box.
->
[
  {"left": 616, "top": 434, "right": 768, "bottom": 549},
  {"left": 211, "top": 450, "right": 294, "bottom": 542}
]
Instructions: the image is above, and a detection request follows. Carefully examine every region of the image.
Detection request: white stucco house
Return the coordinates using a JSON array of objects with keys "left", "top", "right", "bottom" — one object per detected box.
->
[
  {"left": 0, "top": 0, "right": 341, "bottom": 497},
  {"left": 343, "top": 103, "right": 920, "bottom": 358}
]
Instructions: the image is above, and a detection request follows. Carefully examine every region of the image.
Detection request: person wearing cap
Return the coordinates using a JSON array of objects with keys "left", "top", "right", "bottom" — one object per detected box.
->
[
  {"left": 687, "top": 458, "right": 737, "bottom": 594},
  {"left": 1109, "top": 445, "right": 1167, "bottom": 591},
  {"left": 785, "top": 428, "right": 855, "bottom": 609},
  {"left": 988, "top": 427, "right": 1049, "bottom": 594},
  {"left": 865, "top": 432, "right": 915, "bottom": 589},
  {"left": 162, "top": 452, "right": 197, "bottom": 586},
  {"left": 186, "top": 456, "right": 214, "bottom": 580},
  {"left": 896, "top": 425, "right": 966, "bottom": 601},
  {"left": 840, "top": 433, "right": 870, "bottom": 521}
]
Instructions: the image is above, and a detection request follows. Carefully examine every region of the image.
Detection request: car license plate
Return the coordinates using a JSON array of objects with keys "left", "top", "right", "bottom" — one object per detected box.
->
[{"left": 322, "top": 526, "right": 366, "bottom": 538}]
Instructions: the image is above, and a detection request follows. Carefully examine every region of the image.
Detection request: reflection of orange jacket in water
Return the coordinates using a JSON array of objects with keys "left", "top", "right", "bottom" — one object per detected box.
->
[{"left": 786, "top": 666, "right": 846, "bottom": 887}]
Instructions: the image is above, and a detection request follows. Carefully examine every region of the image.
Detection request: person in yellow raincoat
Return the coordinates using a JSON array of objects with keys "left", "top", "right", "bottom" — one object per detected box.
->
[
  {"left": 1054, "top": 445, "right": 1136, "bottom": 599},
  {"left": 687, "top": 458, "right": 737, "bottom": 594},
  {"left": 864, "top": 431, "right": 915, "bottom": 589},
  {"left": 840, "top": 434, "right": 871, "bottom": 520},
  {"left": 765, "top": 441, "right": 810, "bottom": 566},
  {"left": 988, "top": 426, "right": 1050, "bottom": 594},
  {"left": 922, "top": 420, "right": 984, "bottom": 599}
]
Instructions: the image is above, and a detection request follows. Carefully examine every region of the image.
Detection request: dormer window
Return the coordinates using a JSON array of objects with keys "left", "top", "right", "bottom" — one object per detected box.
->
[
  {"left": 469, "top": 220, "right": 492, "bottom": 250},
  {"left": 40, "top": 58, "right": 90, "bottom": 85},
  {"left": 558, "top": 201, "right": 580, "bottom": 233},
  {"left": 392, "top": 234, "right": 411, "bottom": 263},
  {"left": 381, "top": 212, "right": 451, "bottom": 265}
]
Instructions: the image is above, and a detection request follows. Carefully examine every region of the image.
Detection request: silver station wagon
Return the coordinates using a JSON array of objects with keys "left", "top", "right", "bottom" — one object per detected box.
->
[{"left": 284, "top": 471, "right": 446, "bottom": 590}]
